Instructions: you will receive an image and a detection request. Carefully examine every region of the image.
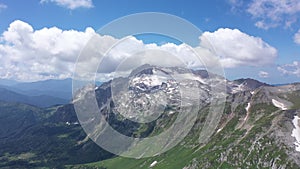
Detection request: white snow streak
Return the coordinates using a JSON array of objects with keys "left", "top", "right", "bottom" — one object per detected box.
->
[
  {"left": 243, "top": 102, "right": 251, "bottom": 122},
  {"left": 245, "top": 102, "right": 251, "bottom": 112},
  {"left": 217, "top": 128, "right": 223, "bottom": 133},
  {"left": 272, "top": 99, "right": 288, "bottom": 110},
  {"left": 150, "top": 161, "right": 158, "bottom": 167},
  {"left": 291, "top": 116, "right": 300, "bottom": 152}
]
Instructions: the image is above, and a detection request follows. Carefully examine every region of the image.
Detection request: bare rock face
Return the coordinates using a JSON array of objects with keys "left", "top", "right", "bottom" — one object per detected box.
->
[
  {"left": 271, "top": 110, "right": 300, "bottom": 166},
  {"left": 71, "top": 65, "right": 300, "bottom": 168}
]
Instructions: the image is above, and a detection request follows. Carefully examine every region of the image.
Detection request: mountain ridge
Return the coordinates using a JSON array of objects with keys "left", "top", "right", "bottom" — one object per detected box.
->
[
  {"left": 0, "top": 87, "right": 68, "bottom": 108},
  {"left": 0, "top": 65, "right": 300, "bottom": 168}
]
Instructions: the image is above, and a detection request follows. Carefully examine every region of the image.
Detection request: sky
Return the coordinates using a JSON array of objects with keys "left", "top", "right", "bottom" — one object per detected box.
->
[{"left": 0, "top": 0, "right": 299, "bottom": 84}]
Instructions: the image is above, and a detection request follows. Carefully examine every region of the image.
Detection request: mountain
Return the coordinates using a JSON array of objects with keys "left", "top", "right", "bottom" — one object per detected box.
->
[
  {"left": 228, "top": 78, "right": 272, "bottom": 94},
  {"left": 70, "top": 65, "right": 300, "bottom": 169},
  {"left": 0, "top": 78, "right": 74, "bottom": 107},
  {"left": 10, "top": 78, "right": 73, "bottom": 100},
  {"left": 0, "top": 78, "right": 103, "bottom": 103},
  {"left": 0, "top": 102, "right": 113, "bottom": 168},
  {"left": 0, "top": 65, "right": 300, "bottom": 168},
  {"left": 0, "top": 79, "right": 19, "bottom": 86},
  {"left": 0, "top": 102, "right": 41, "bottom": 140},
  {"left": 0, "top": 87, "right": 68, "bottom": 108}
]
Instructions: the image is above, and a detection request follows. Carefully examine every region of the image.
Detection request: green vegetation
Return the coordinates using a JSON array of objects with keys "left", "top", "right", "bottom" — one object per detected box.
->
[
  {"left": 283, "top": 90, "right": 300, "bottom": 109},
  {"left": 1, "top": 85, "right": 300, "bottom": 168},
  {"left": 70, "top": 103, "right": 298, "bottom": 169},
  {"left": 0, "top": 102, "right": 114, "bottom": 168}
]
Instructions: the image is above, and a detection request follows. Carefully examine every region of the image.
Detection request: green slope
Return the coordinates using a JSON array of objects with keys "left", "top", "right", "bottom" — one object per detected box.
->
[{"left": 69, "top": 102, "right": 299, "bottom": 169}]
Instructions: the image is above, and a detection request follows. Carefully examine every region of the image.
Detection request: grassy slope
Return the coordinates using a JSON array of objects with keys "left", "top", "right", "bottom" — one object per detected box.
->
[
  {"left": 0, "top": 104, "right": 113, "bottom": 168},
  {"left": 70, "top": 103, "right": 298, "bottom": 169}
]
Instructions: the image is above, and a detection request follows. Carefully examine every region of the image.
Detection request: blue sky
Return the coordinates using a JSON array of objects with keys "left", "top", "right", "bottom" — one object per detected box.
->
[{"left": 0, "top": 0, "right": 299, "bottom": 84}]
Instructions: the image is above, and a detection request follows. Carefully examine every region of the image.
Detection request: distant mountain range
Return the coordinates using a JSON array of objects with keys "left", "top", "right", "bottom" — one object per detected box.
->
[
  {"left": 0, "top": 88, "right": 68, "bottom": 108},
  {"left": 0, "top": 78, "right": 72, "bottom": 107}
]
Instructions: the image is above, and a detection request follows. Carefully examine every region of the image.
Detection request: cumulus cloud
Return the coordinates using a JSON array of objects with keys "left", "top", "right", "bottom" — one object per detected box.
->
[
  {"left": 278, "top": 61, "right": 300, "bottom": 77},
  {"left": 0, "top": 20, "right": 210, "bottom": 81},
  {"left": 200, "top": 28, "right": 277, "bottom": 68},
  {"left": 247, "top": 0, "right": 300, "bottom": 29},
  {"left": 0, "top": 21, "right": 277, "bottom": 82},
  {"left": 0, "top": 3, "right": 7, "bottom": 12},
  {"left": 258, "top": 71, "right": 269, "bottom": 78},
  {"left": 0, "top": 20, "right": 96, "bottom": 81},
  {"left": 80, "top": 36, "right": 211, "bottom": 80},
  {"left": 40, "top": 0, "right": 93, "bottom": 10}
]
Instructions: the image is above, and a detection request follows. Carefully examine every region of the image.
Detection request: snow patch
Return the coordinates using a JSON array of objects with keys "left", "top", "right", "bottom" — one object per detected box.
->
[
  {"left": 291, "top": 116, "right": 300, "bottom": 152},
  {"left": 231, "top": 83, "right": 246, "bottom": 94},
  {"left": 168, "top": 111, "right": 175, "bottom": 115},
  {"left": 245, "top": 102, "right": 251, "bottom": 112},
  {"left": 132, "top": 75, "right": 167, "bottom": 87},
  {"left": 272, "top": 99, "right": 288, "bottom": 110},
  {"left": 243, "top": 102, "right": 251, "bottom": 122},
  {"left": 150, "top": 161, "right": 158, "bottom": 167},
  {"left": 173, "top": 73, "right": 206, "bottom": 84}
]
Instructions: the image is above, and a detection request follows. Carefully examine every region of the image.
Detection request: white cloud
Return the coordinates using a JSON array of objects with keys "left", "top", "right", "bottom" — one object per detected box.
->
[
  {"left": 278, "top": 61, "right": 300, "bottom": 77},
  {"left": 228, "top": 0, "right": 243, "bottom": 12},
  {"left": 40, "top": 0, "right": 93, "bottom": 10},
  {"left": 0, "top": 21, "right": 277, "bottom": 82},
  {"left": 0, "top": 20, "right": 209, "bottom": 82},
  {"left": 200, "top": 28, "right": 277, "bottom": 68},
  {"left": 91, "top": 37, "right": 209, "bottom": 76},
  {"left": 0, "top": 3, "right": 7, "bottom": 12},
  {"left": 247, "top": 0, "right": 300, "bottom": 29},
  {"left": 294, "top": 29, "right": 300, "bottom": 44},
  {"left": 254, "top": 21, "right": 278, "bottom": 30},
  {"left": 258, "top": 71, "right": 269, "bottom": 78},
  {"left": 0, "top": 20, "right": 96, "bottom": 81}
]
